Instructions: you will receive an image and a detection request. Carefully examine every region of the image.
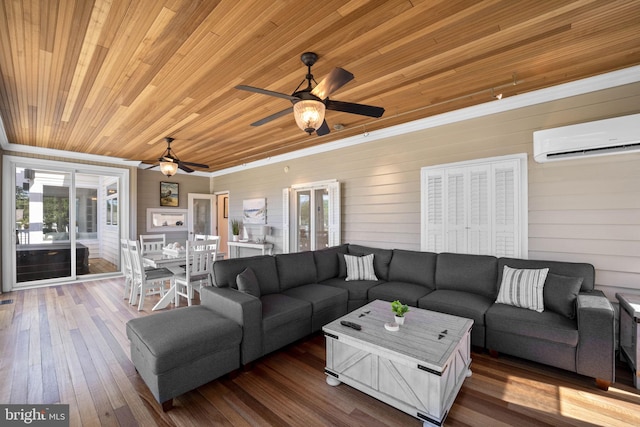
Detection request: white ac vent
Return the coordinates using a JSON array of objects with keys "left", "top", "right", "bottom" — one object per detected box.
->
[{"left": 533, "top": 113, "right": 640, "bottom": 163}]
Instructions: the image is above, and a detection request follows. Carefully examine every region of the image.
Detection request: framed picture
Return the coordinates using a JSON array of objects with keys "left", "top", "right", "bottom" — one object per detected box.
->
[
  {"left": 160, "top": 181, "right": 179, "bottom": 207},
  {"left": 243, "top": 198, "right": 266, "bottom": 224},
  {"left": 223, "top": 196, "right": 229, "bottom": 218}
]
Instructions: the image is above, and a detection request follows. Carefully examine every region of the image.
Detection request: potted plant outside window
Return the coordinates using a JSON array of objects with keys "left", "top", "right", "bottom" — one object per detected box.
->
[{"left": 391, "top": 300, "right": 409, "bottom": 325}]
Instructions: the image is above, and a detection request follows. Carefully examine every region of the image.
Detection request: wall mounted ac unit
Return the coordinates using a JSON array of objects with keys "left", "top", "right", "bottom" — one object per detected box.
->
[{"left": 533, "top": 113, "right": 640, "bottom": 163}]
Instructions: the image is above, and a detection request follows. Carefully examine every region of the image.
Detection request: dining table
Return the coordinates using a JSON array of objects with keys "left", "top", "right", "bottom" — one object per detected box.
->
[{"left": 143, "top": 249, "right": 225, "bottom": 311}]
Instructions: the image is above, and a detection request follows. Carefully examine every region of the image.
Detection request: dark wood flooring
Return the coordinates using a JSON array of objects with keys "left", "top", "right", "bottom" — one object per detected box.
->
[{"left": 0, "top": 278, "right": 638, "bottom": 426}]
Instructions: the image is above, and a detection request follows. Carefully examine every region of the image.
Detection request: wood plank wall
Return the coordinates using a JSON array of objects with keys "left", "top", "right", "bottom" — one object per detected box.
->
[{"left": 212, "top": 82, "right": 640, "bottom": 299}]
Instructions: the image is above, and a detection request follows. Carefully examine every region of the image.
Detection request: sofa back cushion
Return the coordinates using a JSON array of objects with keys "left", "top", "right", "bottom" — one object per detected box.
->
[
  {"left": 314, "top": 244, "right": 348, "bottom": 282},
  {"left": 346, "top": 244, "right": 393, "bottom": 280},
  {"left": 276, "top": 251, "right": 317, "bottom": 291},
  {"left": 212, "top": 255, "right": 280, "bottom": 295},
  {"left": 435, "top": 253, "right": 498, "bottom": 299},
  {"left": 497, "top": 257, "right": 594, "bottom": 292},
  {"left": 388, "top": 249, "right": 437, "bottom": 289}
]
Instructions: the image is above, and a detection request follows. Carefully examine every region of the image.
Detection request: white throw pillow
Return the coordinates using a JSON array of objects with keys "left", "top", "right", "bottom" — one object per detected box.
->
[
  {"left": 344, "top": 254, "right": 378, "bottom": 281},
  {"left": 496, "top": 265, "right": 549, "bottom": 312}
]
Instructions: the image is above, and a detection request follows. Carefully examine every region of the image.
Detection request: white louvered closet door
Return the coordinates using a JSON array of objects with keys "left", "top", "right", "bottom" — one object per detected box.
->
[
  {"left": 493, "top": 160, "right": 520, "bottom": 257},
  {"left": 424, "top": 170, "right": 444, "bottom": 252},
  {"left": 421, "top": 154, "right": 525, "bottom": 257},
  {"left": 468, "top": 166, "right": 490, "bottom": 255},
  {"left": 446, "top": 169, "right": 467, "bottom": 252}
]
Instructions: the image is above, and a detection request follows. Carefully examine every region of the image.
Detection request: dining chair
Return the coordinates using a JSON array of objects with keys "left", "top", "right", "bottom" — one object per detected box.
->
[
  {"left": 174, "top": 239, "right": 218, "bottom": 307},
  {"left": 140, "top": 234, "right": 166, "bottom": 255},
  {"left": 121, "top": 238, "right": 135, "bottom": 302},
  {"left": 129, "top": 239, "right": 175, "bottom": 310},
  {"left": 194, "top": 235, "right": 221, "bottom": 257}
]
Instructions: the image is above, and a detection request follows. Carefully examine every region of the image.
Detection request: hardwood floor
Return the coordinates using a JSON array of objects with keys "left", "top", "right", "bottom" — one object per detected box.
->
[{"left": 1, "top": 278, "right": 638, "bottom": 426}]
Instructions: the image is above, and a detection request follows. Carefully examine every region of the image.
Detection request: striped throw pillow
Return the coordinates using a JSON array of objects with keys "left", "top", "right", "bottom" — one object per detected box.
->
[
  {"left": 496, "top": 265, "right": 549, "bottom": 312},
  {"left": 344, "top": 254, "right": 378, "bottom": 281}
]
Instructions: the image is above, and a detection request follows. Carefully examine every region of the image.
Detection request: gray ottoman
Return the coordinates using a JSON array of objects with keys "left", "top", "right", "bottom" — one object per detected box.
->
[{"left": 126, "top": 305, "right": 242, "bottom": 411}]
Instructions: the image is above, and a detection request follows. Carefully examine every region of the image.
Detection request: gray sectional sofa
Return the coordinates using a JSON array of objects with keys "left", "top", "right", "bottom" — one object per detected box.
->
[{"left": 202, "top": 243, "right": 616, "bottom": 389}]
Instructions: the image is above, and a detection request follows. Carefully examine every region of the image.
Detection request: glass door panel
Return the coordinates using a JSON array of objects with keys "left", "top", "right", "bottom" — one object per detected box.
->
[
  {"left": 188, "top": 193, "right": 216, "bottom": 239},
  {"left": 15, "top": 168, "right": 74, "bottom": 282},
  {"left": 314, "top": 188, "right": 329, "bottom": 249},
  {"left": 297, "top": 191, "right": 311, "bottom": 251}
]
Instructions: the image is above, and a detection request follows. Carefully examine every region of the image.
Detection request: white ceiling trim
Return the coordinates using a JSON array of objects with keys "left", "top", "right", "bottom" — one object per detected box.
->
[
  {"left": 210, "top": 65, "right": 640, "bottom": 177},
  {"left": 2, "top": 65, "right": 639, "bottom": 177}
]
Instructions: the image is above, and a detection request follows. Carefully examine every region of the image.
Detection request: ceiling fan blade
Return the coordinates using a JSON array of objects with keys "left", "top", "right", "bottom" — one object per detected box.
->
[
  {"left": 179, "top": 160, "right": 210, "bottom": 169},
  {"left": 311, "top": 68, "right": 354, "bottom": 100},
  {"left": 251, "top": 107, "right": 293, "bottom": 127},
  {"left": 236, "top": 85, "right": 299, "bottom": 102},
  {"left": 316, "top": 120, "right": 330, "bottom": 136},
  {"left": 326, "top": 99, "right": 385, "bottom": 118},
  {"left": 177, "top": 163, "right": 194, "bottom": 173}
]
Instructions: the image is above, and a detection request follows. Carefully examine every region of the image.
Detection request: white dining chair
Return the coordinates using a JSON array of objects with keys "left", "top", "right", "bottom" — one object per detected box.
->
[
  {"left": 121, "top": 238, "right": 135, "bottom": 302},
  {"left": 194, "top": 235, "right": 220, "bottom": 257},
  {"left": 174, "top": 239, "right": 217, "bottom": 306},
  {"left": 140, "top": 234, "right": 166, "bottom": 255},
  {"left": 129, "top": 239, "right": 175, "bottom": 310}
]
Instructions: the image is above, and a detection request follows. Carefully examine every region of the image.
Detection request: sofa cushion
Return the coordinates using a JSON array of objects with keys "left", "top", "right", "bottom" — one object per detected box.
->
[
  {"left": 346, "top": 245, "right": 393, "bottom": 280},
  {"left": 544, "top": 273, "right": 583, "bottom": 319},
  {"left": 486, "top": 302, "right": 579, "bottom": 347},
  {"left": 435, "top": 253, "right": 498, "bottom": 299},
  {"left": 283, "top": 284, "right": 348, "bottom": 313},
  {"left": 367, "top": 281, "right": 432, "bottom": 306},
  {"left": 495, "top": 265, "right": 549, "bottom": 313},
  {"left": 276, "top": 251, "right": 317, "bottom": 291},
  {"left": 498, "top": 257, "right": 594, "bottom": 292},
  {"left": 388, "top": 249, "right": 437, "bottom": 289},
  {"left": 418, "top": 289, "right": 493, "bottom": 328},
  {"left": 212, "top": 255, "right": 280, "bottom": 295},
  {"left": 314, "top": 244, "right": 348, "bottom": 282},
  {"left": 344, "top": 254, "right": 378, "bottom": 281},
  {"left": 261, "top": 293, "right": 312, "bottom": 332},
  {"left": 236, "top": 267, "right": 260, "bottom": 298},
  {"left": 320, "top": 277, "right": 383, "bottom": 301}
]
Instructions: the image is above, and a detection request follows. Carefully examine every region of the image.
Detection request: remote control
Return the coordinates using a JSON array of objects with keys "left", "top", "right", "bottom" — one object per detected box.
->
[{"left": 340, "top": 320, "right": 362, "bottom": 330}]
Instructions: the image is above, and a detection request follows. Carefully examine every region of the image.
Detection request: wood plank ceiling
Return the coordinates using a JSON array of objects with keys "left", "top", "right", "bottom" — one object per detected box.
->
[{"left": 0, "top": 0, "right": 639, "bottom": 173}]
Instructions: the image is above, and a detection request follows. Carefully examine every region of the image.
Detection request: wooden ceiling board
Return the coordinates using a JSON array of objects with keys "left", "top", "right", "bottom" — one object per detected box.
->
[{"left": 0, "top": 0, "right": 639, "bottom": 172}]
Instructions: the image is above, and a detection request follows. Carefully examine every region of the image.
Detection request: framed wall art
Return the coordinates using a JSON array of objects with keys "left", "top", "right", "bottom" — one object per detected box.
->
[
  {"left": 243, "top": 198, "right": 266, "bottom": 224},
  {"left": 160, "top": 181, "right": 179, "bottom": 207}
]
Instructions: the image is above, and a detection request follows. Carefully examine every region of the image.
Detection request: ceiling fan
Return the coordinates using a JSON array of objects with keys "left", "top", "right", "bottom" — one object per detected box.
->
[
  {"left": 236, "top": 52, "right": 385, "bottom": 135},
  {"left": 141, "top": 137, "right": 210, "bottom": 176}
]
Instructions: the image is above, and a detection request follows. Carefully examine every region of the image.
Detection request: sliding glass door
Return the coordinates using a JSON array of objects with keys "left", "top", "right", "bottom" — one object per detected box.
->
[{"left": 3, "top": 156, "right": 129, "bottom": 291}]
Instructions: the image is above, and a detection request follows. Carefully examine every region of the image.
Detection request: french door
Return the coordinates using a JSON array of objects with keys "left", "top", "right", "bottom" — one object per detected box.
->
[{"left": 283, "top": 180, "right": 340, "bottom": 253}]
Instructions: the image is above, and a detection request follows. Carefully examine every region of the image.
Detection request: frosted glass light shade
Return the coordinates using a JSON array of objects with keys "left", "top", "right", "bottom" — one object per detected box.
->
[
  {"left": 159, "top": 161, "right": 178, "bottom": 177},
  {"left": 293, "top": 100, "right": 325, "bottom": 134}
]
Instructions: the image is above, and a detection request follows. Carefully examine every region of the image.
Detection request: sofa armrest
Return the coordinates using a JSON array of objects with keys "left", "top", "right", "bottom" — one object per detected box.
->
[
  {"left": 576, "top": 291, "right": 615, "bottom": 384},
  {"left": 200, "top": 286, "right": 263, "bottom": 365}
]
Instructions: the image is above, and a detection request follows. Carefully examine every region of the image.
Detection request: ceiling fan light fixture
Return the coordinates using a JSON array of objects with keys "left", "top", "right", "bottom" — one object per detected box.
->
[
  {"left": 159, "top": 160, "right": 178, "bottom": 177},
  {"left": 293, "top": 99, "right": 325, "bottom": 134}
]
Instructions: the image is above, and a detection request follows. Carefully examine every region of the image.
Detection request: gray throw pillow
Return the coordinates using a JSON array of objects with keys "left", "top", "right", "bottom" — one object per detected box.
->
[
  {"left": 236, "top": 267, "right": 260, "bottom": 298},
  {"left": 543, "top": 273, "right": 583, "bottom": 319}
]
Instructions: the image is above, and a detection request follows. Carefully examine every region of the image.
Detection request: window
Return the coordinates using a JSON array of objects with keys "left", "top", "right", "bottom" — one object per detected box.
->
[{"left": 421, "top": 154, "right": 527, "bottom": 257}]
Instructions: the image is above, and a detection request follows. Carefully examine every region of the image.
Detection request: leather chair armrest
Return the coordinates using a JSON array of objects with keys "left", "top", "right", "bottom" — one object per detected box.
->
[
  {"left": 200, "top": 286, "right": 263, "bottom": 365},
  {"left": 576, "top": 291, "right": 616, "bottom": 385}
]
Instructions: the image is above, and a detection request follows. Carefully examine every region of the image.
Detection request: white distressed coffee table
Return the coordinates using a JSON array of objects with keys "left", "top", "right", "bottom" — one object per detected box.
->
[{"left": 323, "top": 300, "right": 473, "bottom": 426}]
